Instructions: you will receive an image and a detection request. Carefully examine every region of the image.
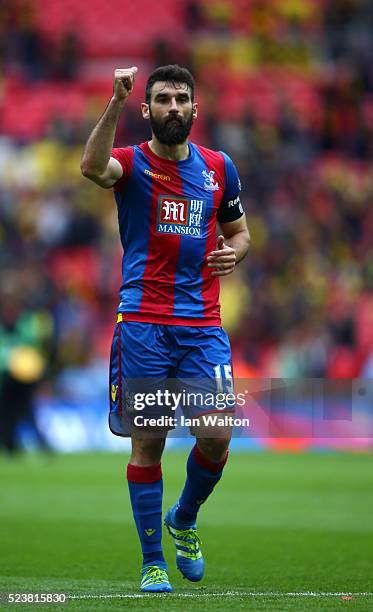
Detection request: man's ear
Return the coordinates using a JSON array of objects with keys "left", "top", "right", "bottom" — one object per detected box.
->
[
  {"left": 141, "top": 102, "right": 150, "bottom": 119},
  {"left": 192, "top": 102, "right": 198, "bottom": 119}
]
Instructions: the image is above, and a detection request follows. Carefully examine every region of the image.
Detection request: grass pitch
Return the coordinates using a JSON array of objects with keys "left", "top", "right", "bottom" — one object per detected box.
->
[{"left": 1, "top": 450, "right": 373, "bottom": 611}]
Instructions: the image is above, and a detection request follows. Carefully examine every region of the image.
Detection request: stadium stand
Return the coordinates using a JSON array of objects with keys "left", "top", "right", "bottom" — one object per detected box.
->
[{"left": 0, "top": 0, "right": 372, "bottom": 412}]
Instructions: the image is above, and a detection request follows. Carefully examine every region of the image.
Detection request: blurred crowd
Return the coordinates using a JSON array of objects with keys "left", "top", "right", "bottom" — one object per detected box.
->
[{"left": 0, "top": 0, "right": 373, "bottom": 441}]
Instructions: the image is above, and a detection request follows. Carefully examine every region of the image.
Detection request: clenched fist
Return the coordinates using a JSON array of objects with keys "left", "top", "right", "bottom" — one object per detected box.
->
[{"left": 113, "top": 67, "right": 138, "bottom": 102}]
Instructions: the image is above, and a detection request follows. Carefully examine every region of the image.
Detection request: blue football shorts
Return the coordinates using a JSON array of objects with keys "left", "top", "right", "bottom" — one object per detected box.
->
[{"left": 109, "top": 319, "right": 234, "bottom": 437}]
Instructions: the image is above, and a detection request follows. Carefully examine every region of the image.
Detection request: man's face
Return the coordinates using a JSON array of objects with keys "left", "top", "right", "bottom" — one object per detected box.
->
[{"left": 144, "top": 81, "right": 197, "bottom": 145}]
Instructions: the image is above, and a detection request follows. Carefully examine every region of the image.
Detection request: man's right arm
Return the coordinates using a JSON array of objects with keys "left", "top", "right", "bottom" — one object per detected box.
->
[{"left": 80, "top": 67, "right": 138, "bottom": 189}]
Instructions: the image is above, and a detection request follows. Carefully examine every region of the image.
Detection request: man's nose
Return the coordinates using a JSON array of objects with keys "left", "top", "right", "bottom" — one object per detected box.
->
[{"left": 169, "top": 97, "right": 178, "bottom": 111}]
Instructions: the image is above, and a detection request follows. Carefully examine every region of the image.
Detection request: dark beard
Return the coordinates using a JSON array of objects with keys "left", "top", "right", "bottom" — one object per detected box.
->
[{"left": 149, "top": 110, "right": 193, "bottom": 145}]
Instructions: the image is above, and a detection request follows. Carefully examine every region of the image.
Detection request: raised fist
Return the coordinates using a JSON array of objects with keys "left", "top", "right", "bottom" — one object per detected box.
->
[{"left": 113, "top": 67, "right": 138, "bottom": 101}]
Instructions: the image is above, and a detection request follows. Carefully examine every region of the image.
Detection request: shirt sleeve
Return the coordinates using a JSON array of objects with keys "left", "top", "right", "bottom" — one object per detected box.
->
[
  {"left": 111, "top": 147, "right": 133, "bottom": 190},
  {"left": 217, "top": 152, "right": 244, "bottom": 223}
]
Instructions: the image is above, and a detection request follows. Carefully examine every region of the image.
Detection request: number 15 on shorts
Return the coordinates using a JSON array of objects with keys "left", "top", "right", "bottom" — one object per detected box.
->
[{"left": 214, "top": 364, "right": 233, "bottom": 394}]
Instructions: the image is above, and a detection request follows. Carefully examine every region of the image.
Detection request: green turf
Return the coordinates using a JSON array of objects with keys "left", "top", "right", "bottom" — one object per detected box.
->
[{"left": 0, "top": 450, "right": 373, "bottom": 611}]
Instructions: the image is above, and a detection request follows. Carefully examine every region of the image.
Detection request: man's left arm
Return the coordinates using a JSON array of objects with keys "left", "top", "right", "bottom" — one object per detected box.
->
[{"left": 207, "top": 215, "right": 250, "bottom": 277}]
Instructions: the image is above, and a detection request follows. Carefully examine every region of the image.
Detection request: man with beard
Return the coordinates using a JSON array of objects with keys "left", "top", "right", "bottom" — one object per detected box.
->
[{"left": 81, "top": 65, "right": 250, "bottom": 593}]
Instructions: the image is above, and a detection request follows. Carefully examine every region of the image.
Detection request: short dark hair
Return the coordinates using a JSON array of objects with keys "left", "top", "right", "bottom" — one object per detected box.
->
[{"left": 145, "top": 65, "right": 195, "bottom": 105}]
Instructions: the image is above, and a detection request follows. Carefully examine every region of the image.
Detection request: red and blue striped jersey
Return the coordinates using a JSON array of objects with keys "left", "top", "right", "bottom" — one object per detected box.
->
[{"left": 111, "top": 141, "right": 243, "bottom": 327}]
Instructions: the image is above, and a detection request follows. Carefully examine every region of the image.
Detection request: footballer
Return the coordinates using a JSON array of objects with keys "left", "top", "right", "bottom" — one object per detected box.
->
[{"left": 81, "top": 65, "right": 250, "bottom": 592}]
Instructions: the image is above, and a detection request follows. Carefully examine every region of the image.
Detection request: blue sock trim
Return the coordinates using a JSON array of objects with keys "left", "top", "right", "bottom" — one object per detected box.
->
[
  {"left": 174, "top": 505, "right": 195, "bottom": 524},
  {"left": 142, "top": 559, "right": 167, "bottom": 570},
  {"left": 143, "top": 551, "right": 165, "bottom": 564}
]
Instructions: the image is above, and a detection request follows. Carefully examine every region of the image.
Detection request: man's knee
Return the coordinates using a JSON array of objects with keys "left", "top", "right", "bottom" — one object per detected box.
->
[
  {"left": 130, "top": 436, "right": 166, "bottom": 466},
  {"left": 196, "top": 435, "right": 230, "bottom": 463}
]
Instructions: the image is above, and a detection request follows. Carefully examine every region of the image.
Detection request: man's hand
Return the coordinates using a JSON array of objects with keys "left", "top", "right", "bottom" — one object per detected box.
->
[
  {"left": 113, "top": 67, "right": 138, "bottom": 102},
  {"left": 207, "top": 235, "right": 237, "bottom": 276}
]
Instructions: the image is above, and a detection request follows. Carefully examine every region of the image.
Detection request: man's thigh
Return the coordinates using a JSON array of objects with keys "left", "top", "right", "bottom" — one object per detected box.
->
[
  {"left": 175, "top": 325, "right": 232, "bottom": 381},
  {"left": 109, "top": 321, "right": 173, "bottom": 437},
  {"left": 175, "top": 326, "right": 234, "bottom": 427}
]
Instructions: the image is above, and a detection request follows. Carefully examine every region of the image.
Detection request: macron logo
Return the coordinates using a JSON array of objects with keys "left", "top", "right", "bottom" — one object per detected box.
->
[
  {"left": 144, "top": 169, "right": 171, "bottom": 182},
  {"left": 145, "top": 529, "right": 156, "bottom": 536}
]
